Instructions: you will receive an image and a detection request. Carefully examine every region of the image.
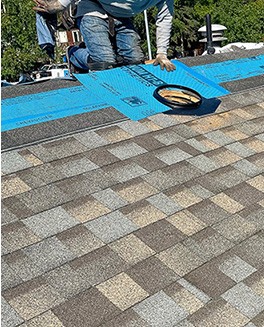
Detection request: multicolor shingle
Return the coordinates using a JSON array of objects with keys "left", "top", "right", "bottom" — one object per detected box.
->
[{"left": 2, "top": 66, "right": 264, "bottom": 326}]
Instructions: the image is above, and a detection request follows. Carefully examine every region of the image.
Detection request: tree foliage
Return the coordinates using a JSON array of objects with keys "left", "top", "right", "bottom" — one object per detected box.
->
[
  {"left": 1, "top": 0, "right": 46, "bottom": 81},
  {"left": 1, "top": 0, "right": 264, "bottom": 80},
  {"left": 134, "top": 0, "right": 264, "bottom": 58},
  {"left": 194, "top": 0, "right": 264, "bottom": 43}
]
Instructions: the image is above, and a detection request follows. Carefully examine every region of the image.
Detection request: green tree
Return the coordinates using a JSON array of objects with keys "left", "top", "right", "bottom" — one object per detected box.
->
[
  {"left": 133, "top": 7, "right": 158, "bottom": 58},
  {"left": 1, "top": 0, "right": 45, "bottom": 81},
  {"left": 135, "top": 0, "right": 263, "bottom": 58},
  {"left": 194, "top": 0, "right": 264, "bottom": 43},
  {"left": 214, "top": 0, "right": 264, "bottom": 43},
  {"left": 134, "top": 0, "right": 205, "bottom": 58},
  {"left": 171, "top": 0, "right": 201, "bottom": 56}
]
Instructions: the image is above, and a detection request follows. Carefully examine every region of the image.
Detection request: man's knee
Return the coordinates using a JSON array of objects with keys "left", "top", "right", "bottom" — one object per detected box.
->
[{"left": 80, "top": 15, "right": 116, "bottom": 64}]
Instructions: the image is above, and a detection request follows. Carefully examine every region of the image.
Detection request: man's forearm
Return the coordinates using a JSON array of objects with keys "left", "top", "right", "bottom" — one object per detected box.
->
[
  {"left": 155, "top": 0, "right": 173, "bottom": 54},
  {"left": 156, "top": 21, "right": 172, "bottom": 54}
]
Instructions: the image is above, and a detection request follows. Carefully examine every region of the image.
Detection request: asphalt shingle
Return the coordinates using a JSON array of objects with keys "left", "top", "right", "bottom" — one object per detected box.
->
[{"left": 2, "top": 50, "right": 264, "bottom": 327}]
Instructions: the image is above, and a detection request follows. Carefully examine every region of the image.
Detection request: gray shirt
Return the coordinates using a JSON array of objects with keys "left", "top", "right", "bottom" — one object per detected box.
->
[{"left": 59, "top": 0, "right": 174, "bottom": 54}]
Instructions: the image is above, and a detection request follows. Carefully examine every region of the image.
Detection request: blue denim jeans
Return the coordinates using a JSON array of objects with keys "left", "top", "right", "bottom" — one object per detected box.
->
[{"left": 69, "top": 15, "right": 144, "bottom": 70}]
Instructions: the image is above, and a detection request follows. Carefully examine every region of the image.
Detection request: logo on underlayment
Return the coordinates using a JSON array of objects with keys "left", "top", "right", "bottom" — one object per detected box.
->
[{"left": 122, "top": 96, "right": 146, "bottom": 107}]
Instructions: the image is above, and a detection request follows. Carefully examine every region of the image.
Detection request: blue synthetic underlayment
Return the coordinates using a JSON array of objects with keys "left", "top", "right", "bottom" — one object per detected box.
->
[
  {"left": 1, "top": 60, "right": 229, "bottom": 131},
  {"left": 2, "top": 54, "right": 264, "bottom": 131},
  {"left": 192, "top": 54, "right": 264, "bottom": 83},
  {"left": 76, "top": 60, "right": 229, "bottom": 120},
  {"left": 1, "top": 86, "right": 108, "bottom": 132}
]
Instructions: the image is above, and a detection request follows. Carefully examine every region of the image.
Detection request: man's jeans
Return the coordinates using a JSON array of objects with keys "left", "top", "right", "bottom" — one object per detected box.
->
[
  {"left": 69, "top": 15, "right": 144, "bottom": 70},
  {"left": 36, "top": 13, "right": 57, "bottom": 59}
]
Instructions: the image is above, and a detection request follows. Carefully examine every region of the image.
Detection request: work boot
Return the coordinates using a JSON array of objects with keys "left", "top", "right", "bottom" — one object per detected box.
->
[{"left": 87, "top": 61, "right": 116, "bottom": 71}]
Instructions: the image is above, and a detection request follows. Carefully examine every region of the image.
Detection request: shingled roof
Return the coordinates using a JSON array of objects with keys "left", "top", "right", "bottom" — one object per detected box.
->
[{"left": 2, "top": 48, "right": 264, "bottom": 327}]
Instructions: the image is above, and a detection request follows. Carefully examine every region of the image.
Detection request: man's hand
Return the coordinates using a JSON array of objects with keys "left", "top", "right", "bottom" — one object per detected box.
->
[
  {"left": 153, "top": 53, "right": 176, "bottom": 72},
  {"left": 33, "top": 0, "right": 65, "bottom": 13}
]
